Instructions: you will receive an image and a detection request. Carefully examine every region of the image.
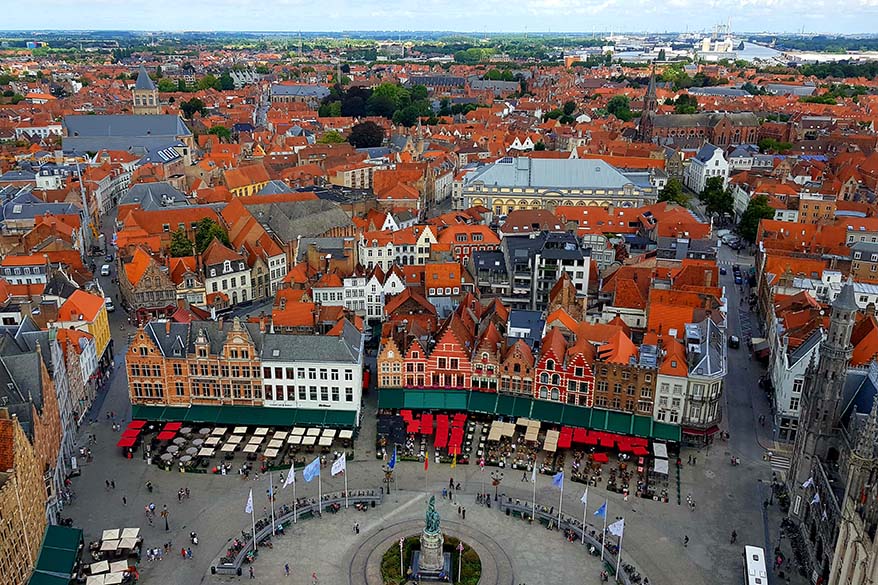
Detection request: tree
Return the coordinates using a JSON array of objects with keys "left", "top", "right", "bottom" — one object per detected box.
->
[
  {"left": 317, "top": 130, "right": 346, "bottom": 144},
  {"left": 563, "top": 100, "right": 576, "bottom": 116},
  {"left": 157, "top": 78, "right": 177, "bottom": 93},
  {"left": 534, "top": 141, "right": 546, "bottom": 151},
  {"left": 219, "top": 71, "right": 235, "bottom": 91},
  {"left": 739, "top": 194, "right": 776, "bottom": 242},
  {"left": 348, "top": 121, "right": 384, "bottom": 148},
  {"left": 169, "top": 228, "right": 194, "bottom": 258},
  {"left": 366, "top": 94, "right": 397, "bottom": 118},
  {"left": 208, "top": 126, "right": 232, "bottom": 141},
  {"left": 658, "top": 178, "right": 688, "bottom": 207},
  {"left": 606, "top": 95, "right": 633, "bottom": 122},
  {"left": 758, "top": 138, "right": 793, "bottom": 154},
  {"left": 180, "top": 98, "right": 205, "bottom": 119},
  {"left": 700, "top": 176, "right": 734, "bottom": 216},
  {"left": 672, "top": 93, "right": 698, "bottom": 114},
  {"left": 177, "top": 78, "right": 188, "bottom": 92},
  {"left": 255, "top": 64, "right": 270, "bottom": 74},
  {"left": 197, "top": 74, "right": 220, "bottom": 91},
  {"left": 194, "top": 218, "right": 230, "bottom": 254},
  {"left": 410, "top": 85, "right": 428, "bottom": 102}
]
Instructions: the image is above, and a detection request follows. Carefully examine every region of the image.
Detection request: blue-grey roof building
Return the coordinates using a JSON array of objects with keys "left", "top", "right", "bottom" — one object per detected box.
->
[{"left": 62, "top": 114, "right": 192, "bottom": 156}]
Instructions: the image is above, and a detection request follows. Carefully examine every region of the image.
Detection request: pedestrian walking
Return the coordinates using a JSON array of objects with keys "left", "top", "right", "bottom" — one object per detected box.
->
[
  {"left": 249, "top": 566, "right": 254, "bottom": 579},
  {"left": 285, "top": 564, "right": 290, "bottom": 576},
  {"left": 684, "top": 535, "right": 689, "bottom": 547},
  {"left": 522, "top": 470, "right": 528, "bottom": 482},
  {"left": 186, "top": 547, "right": 192, "bottom": 559},
  {"left": 462, "top": 508, "right": 466, "bottom": 520},
  {"left": 122, "top": 496, "right": 126, "bottom": 506},
  {"left": 442, "top": 487, "right": 447, "bottom": 499},
  {"left": 105, "top": 480, "right": 110, "bottom": 490},
  {"left": 181, "top": 548, "right": 186, "bottom": 559},
  {"left": 458, "top": 505, "right": 461, "bottom": 517},
  {"left": 449, "top": 477, "right": 454, "bottom": 489},
  {"left": 311, "top": 572, "right": 318, "bottom": 585},
  {"left": 693, "top": 457, "right": 697, "bottom": 465},
  {"left": 731, "top": 530, "right": 737, "bottom": 544},
  {"left": 185, "top": 487, "right": 189, "bottom": 498},
  {"left": 687, "top": 455, "right": 692, "bottom": 465},
  {"left": 355, "top": 522, "right": 360, "bottom": 534},
  {"left": 111, "top": 480, "right": 115, "bottom": 489}
]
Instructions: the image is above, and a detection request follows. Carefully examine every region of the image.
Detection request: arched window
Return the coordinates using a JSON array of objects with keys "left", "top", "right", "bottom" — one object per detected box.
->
[
  {"left": 552, "top": 374, "right": 561, "bottom": 386},
  {"left": 546, "top": 359, "right": 555, "bottom": 371},
  {"left": 540, "top": 373, "right": 548, "bottom": 384},
  {"left": 551, "top": 389, "right": 559, "bottom": 401},
  {"left": 539, "top": 387, "right": 547, "bottom": 399}
]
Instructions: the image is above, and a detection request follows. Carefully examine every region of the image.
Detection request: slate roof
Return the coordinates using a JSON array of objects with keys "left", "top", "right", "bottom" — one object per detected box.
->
[
  {"left": 693, "top": 143, "right": 722, "bottom": 163},
  {"left": 135, "top": 65, "right": 157, "bottom": 91},
  {"left": 648, "top": 112, "right": 759, "bottom": 129},
  {"left": 62, "top": 115, "right": 191, "bottom": 155},
  {"left": 245, "top": 199, "right": 353, "bottom": 243},
  {"left": 262, "top": 319, "right": 362, "bottom": 364},
  {"left": 270, "top": 85, "right": 330, "bottom": 99},
  {"left": 119, "top": 182, "right": 189, "bottom": 210}
]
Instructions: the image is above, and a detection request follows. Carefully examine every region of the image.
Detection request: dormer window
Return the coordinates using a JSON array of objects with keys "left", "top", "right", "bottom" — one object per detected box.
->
[{"left": 223, "top": 260, "right": 231, "bottom": 273}]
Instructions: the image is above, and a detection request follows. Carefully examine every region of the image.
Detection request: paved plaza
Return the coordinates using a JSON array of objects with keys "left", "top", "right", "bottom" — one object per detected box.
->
[{"left": 60, "top": 241, "right": 803, "bottom": 585}]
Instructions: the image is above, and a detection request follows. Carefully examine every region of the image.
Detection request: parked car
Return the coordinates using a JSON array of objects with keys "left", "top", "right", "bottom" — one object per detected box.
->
[
  {"left": 728, "top": 335, "right": 740, "bottom": 349},
  {"left": 100, "top": 264, "right": 111, "bottom": 276},
  {"left": 719, "top": 267, "right": 727, "bottom": 275},
  {"left": 104, "top": 297, "right": 115, "bottom": 312},
  {"left": 734, "top": 275, "right": 743, "bottom": 285}
]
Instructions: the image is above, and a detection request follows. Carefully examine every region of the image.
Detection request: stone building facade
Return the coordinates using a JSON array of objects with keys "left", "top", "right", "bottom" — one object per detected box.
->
[
  {"left": 593, "top": 358, "right": 657, "bottom": 415},
  {"left": 0, "top": 410, "right": 49, "bottom": 585}
]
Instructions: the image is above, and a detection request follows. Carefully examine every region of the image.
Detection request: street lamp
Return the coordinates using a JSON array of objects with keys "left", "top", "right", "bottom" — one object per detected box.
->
[
  {"left": 383, "top": 464, "right": 395, "bottom": 495},
  {"left": 490, "top": 470, "right": 504, "bottom": 502}
]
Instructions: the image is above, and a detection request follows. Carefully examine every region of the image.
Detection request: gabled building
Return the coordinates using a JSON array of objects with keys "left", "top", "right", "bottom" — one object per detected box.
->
[
  {"left": 202, "top": 238, "right": 250, "bottom": 308},
  {"left": 119, "top": 246, "right": 177, "bottom": 323}
]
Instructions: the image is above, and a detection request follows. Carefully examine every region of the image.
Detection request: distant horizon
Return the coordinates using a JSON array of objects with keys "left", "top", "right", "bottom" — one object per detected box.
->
[
  {"left": 3, "top": 29, "right": 878, "bottom": 37},
  {"left": 4, "top": 0, "right": 877, "bottom": 36}
]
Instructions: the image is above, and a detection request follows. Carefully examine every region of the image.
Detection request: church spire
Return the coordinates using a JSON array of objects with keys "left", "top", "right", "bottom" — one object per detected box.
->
[
  {"left": 645, "top": 61, "right": 658, "bottom": 114},
  {"left": 856, "top": 396, "right": 878, "bottom": 460}
]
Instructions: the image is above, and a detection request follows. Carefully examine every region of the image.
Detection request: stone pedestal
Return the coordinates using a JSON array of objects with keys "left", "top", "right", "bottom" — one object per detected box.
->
[{"left": 419, "top": 530, "right": 444, "bottom": 572}]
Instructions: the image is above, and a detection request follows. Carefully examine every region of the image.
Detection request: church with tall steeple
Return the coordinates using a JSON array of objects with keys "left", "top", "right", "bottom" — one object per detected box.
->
[
  {"left": 132, "top": 65, "right": 160, "bottom": 115},
  {"left": 788, "top": 279, "right": 873, "bottom": 583},
  {"left": 637, "top": 62, "right": 658, "bottom": 142}
]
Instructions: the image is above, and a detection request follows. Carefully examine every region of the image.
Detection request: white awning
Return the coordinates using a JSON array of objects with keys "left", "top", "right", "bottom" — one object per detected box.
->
[
  {"left": 101, "top": 529, "right": 120, "bottom": 541},
  {"left": 654, "top": 458, "right": 669, "bottom": 475},
  {"left": 653, "top": 442, "right": 668, "bottom": 459},
  {"left": 89, "top": 561, "right": 109, "bottom": 575},
  {"left": 109, "top": 560, "right": 130, "bottom": 573},
  {"left": 120, "top": 528, "right": 139, "bottom": 539}
]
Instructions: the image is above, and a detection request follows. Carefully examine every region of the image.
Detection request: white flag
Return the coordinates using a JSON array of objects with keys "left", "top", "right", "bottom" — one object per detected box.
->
[
  {"left": 608, "top": 518, "right": 625, "bottom": 538},
  {"left": 811, "top": 493, "right": 820, "bottom": 506},
  {"left": 580, "top": 488, "right": 589, "bottom": 506},
  {"left": 531, "top": 464, "right": 536, "bottom": 483},
  {"left": 245, "top": 488, "right": 253, "bottom": 514},
  {"left": 331, "top": 453, "right": 347, "bottom": 477},
  {"left": 283, "top": 462, "right": 295, "bottom": 488},
  {"left": 802, "top": 477, "right": 814, "bottom": 489}
]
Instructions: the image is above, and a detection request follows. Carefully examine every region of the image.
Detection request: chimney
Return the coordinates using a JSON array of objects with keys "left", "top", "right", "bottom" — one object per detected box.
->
[
  {"left": 704, "top": 269, "right": 713, "bottom": 288},
  {"left": 259, "top": 315, "right": 266, "bottom": 333},
  {"left": 218, "top": 316, "right": 224, "bottom": 329},
  {"left": 165, "top": 320, "right": 171, "bottom": 335}
]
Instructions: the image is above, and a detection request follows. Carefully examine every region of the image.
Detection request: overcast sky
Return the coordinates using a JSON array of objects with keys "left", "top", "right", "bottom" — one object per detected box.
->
[{"left": 5, "top": 0, "right": 877, "bottom": 34}]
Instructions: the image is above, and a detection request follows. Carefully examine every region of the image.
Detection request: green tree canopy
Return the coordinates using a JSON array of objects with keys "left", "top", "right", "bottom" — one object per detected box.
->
[
  {"left": 194, "top": 218, "right": 230, "bottom": 254},
  {"left": 169, "top": 228, "right": 194, "bottom": 257},
  {"left": 700, "top": 176, "right": 734, "bottom": 216},
  {"left": 317, "top": 130, "right": 346, "bottom": 144},
  {"left": 157, "top": 78, "right": 177, "bottom": 93},
  {"left": 563, "top": 100, "right": 576, "bottom": 116},
  {"left": 180, "top": 98, "right": 206, "bottom": 119},
  {"left": 208, "top": 126, "right": 232, "bottom": 141},
  {"left": 606, "top": 95, "right": 633, "bottom": 122},
  {"left": 739, "top": 194, "right": 776, "bottom": 242},
  {"left": 219, "top": 71, "right": 235, "bottom": 91},
  {"left": 758, "top": 138, "right": 793, "bottom": 154},
  {"left": 671, "top": 93, "right": 698, "bottom": 114},
  {"left": 348, "top": 121, "right": 385, "bottom": 148},
  {"left": 658, "top": 178, "right": 688, "bottom": 207},
  {"left": 197, "top": 74, "right": 220, "bottom": 91}
]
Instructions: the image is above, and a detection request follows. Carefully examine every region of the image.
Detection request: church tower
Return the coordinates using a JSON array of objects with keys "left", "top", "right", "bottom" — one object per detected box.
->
[
  {"left": 132, "top": 65, "right": 160, "bottom": 115},
  {"left": 638, "top": 62, "right": 658, "bottom": 141},
  {"left": 789, "top": 280, "right": 858, "bottom": 515}
]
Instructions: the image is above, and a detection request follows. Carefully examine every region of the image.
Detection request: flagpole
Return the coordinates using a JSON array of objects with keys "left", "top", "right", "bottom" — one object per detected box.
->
[
  {"left": 344, "top": 467, "right": 349, "bottom": 509},
  {"left": 531, "top": 469, "right": 536, "bottom": 522},
  {"left": 581, "top": 487, "right": 588, "bottom": 544},
  {"left": 615, "top": 517, "right": 625, "bottom": 578},
  {"left": 600, "top": 501, "right": 608, "bottom": 562},
  {"left": 318, "top": 471, "right": 323, "bottom": 514},
  {"left": 251, "top": 499, "right": 257, "bottom": 553},
  {"left": 557, "top": 475, "right": 564, "bottom": 529},
  {"left": 270, "top": 472, "right": 276, "bottom": 535},
  {"left": 293, "top": 475, "right": 297, "bottom": 524}
]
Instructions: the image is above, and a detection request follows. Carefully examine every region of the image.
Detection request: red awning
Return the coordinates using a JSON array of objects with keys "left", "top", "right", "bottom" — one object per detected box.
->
[
  {"left": 683, "top": 425, "right": 720, "bottom": 436},
  {"left": 156, "top": 430, "right": 177, "bottom": 441},
  {"left": 127, "top": 420, "right": 146, "bottom": 430},
  {"left": 407, "top": 420, "right": 420, "bottom": 434},
  {"left": 163, "top": 422, "right": 182, "bottom": 431},
  {"left": 573, "top": 428, "right": 588, "bottom": 444},
  {"left": 632, "top": 446, "right": 649, "bottom": 456},
  {"left": 121, "top": 429, "right": 140, "bottom": 439},
  {"left": 420, "top": 414, "right": 433, "bottom": 435},
  {"left": 599, "top": 437, "right": 615, "bottom": 448},
  {"left": 592, "top": 452, "right": 610, "bottom": 463},
  {"left": 116, "top": 436, "right": 137, "bottom": 448},
  {"left": 400, "top": 410, "right": 413, "bottom": 421}
]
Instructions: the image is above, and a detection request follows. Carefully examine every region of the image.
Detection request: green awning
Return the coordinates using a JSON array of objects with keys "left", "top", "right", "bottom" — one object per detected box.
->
[
  {"left": 589, "top": 408, "right": 609, "bottom": 432},
  {"left": 561, "top": 405, "right": 592, "bottom": 428},
  {"left": 30, "top": 526, "right": 83, "bottom": 584},
  {"left": 404, "top": 390, "right": 468, "bottom": 411},
  {"left": 652, "top": 421, "right": 682, "bottom": 442},
  {"left": 322, "top": 410, "right": 357, "bottom": 427},
  {"left": 130, "top": 404, "right": 169, "bottom": 421},
  {"left": 511, "top": 396, "right": 533, "bottom": 418},
  {"left": 632, "top": 415, "right": 652, "bottom": 438},
  {"left": 378, "top": 388, "right": 405, "bottom": 410},
  {"left": 28, "top": 573, "right": 71, "bottom": 585},
  {"left": 606, "top": 411, "right": 632, "bottom": 434},
  {"left": 468, "top": 391, "right": 498, "bottom": 414},
  {"left": 496, "top": 394, "right": 516, "bottom": 417},
  {"left": 259, "top": 408, "right": 296, "bottom": 427},
  {"left": 422, "top": 391, "right": 446, "bottom": 410},
  {"left": 445, "top": 391, "right": 468, "bottom": 411},
  {"left": 531, "top": 400, "right": 564, "bottom": 424},
  {"left": 183, "top": 405, "right": 222, "bottom": 423}
]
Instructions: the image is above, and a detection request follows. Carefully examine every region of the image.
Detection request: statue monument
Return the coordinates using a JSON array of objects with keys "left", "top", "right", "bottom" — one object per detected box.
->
[{"left": 412, "top": 495, "right": 452, "bottom": 580}]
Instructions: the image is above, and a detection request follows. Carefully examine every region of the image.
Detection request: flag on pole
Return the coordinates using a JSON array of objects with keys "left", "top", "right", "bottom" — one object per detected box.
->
[
  {"left": 451, "top": 454, "right": 457, "bottom": 469},
  {"left": 424, "top": 456, "right": 429, "bottom": 471},
  {"left": 580, "top": 490, "right": 589, "bottom": 505},
  {"left": 552, "top": 471, "right": 564, "bottom": 488},
  {"left": 802, "top": 477, "right": 814, "bottom": 489},
  {"left": 331, "top": 453, "right": 346, "bottom": 477},
  {"left": 283, "top": 462, "right": 295, "bottom": 488},
  {"left": 608, "top": 518, "right": 625, "bottom": 537},
  {"left": 594, "top": 501, "right": 607, "bottom": 518},
  {"left": 303, "top": 456, "right": 320, "bottom": 482},
  {"left": 388, "top": 446, "right": 397, "bottom": 470},
  {"left": 811, "top": 493, "right": 821, "bottom": 506},
  {"left": 244, "top": 489, "right": 253, "bottom": 514},
  {"left": 531, "top": 464, "right": 536, "bottom": 483}
]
